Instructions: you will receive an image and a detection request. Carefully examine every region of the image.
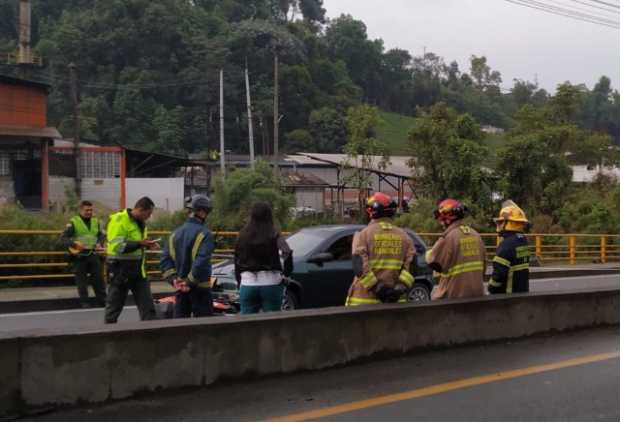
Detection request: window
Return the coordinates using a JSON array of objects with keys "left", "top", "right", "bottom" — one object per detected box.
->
[
  {"left": 79, "top": 151, "right": 120, "bottom": 178},
  {"left": 0, "top": 153, "right": 9, "bottom": 176},
  {"left": 327, "top": 235, "right": 353, "bottom": 261}
]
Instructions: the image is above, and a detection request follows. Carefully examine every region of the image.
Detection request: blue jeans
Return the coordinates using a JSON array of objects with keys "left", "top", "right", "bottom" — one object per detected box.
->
[{"left": 239, "top": 284, "right": 284, "bottom": 314}]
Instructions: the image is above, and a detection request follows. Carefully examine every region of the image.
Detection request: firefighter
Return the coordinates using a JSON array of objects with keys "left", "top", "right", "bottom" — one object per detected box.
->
[
  {"left": 160, "top": 194, "right": 215, "bottom": 318},
  {"left": 104, "top": 197, "right": 159, "bottom": 324},
  {"left": 61, "top": 200, "right": 106, "bottom": 308},
  {"left": 427, "top": 199, "right": 486, "bottom": 300},
  {"left": 345, "top": 192, "right": 415, "bottom": 306},
  {"left": 488, "top": 200, "right": 530, "bottom": 294}
]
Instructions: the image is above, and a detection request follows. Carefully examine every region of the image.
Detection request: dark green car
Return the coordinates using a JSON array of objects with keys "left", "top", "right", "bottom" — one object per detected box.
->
[{"left": 212, "top": 225, "right": 435, "bottom": 311}]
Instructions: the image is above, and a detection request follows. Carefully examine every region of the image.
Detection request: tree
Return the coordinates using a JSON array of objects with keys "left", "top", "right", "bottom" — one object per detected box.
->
[
  {"left": 408, "top": 103, "right": 490, "bottom": 206},
  {"left": 342, "top": 104, "right": 389, "bottom": 217},
  {"left": 308, "top": 107, "right": 347, "bottom": 152}
]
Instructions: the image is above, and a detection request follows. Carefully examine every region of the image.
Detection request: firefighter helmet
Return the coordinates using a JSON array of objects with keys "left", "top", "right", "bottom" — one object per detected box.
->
[
  {"left": 366, "top": 192, "right": 397, "bottom": 219},
  {"left": 433, "top": 198, "right": 467, "bottom": 226},
  {"left": 493, "top": 200, "right": 529, "bottom": 232}
]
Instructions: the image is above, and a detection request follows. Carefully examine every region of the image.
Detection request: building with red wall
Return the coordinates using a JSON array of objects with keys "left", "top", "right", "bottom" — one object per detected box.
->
[{"left": 0, "top": 75, "right": 60, "bottom": 209}]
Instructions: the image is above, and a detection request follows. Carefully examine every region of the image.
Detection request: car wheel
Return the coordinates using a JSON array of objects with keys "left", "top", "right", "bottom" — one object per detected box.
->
[
  {"left": 408, "top": 283, "right": 431, "bottom": 303},
  {"left": 281, "top": 287, "right": 299, "bottom": 311}
]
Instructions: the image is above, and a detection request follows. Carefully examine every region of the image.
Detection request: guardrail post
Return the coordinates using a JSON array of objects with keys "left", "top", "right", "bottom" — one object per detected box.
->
[
  {"left": 535, "top": 236, "right": 542, "bottom": 259},
  {"left": 569, "top": 236, "right": 577, "bottom": 265},
  {"left": 601, "top": 236, "right": 607, "bottom": 264}
]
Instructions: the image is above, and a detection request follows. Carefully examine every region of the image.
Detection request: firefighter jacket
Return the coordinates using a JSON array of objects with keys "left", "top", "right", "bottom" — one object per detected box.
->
[
  {"left": 106, "top": 209, "right": 149, "bottom": 278},
  {"left": 427, "top": 222, "right": 486, "bottom": 300},
  {"left": 488, "top": 232, "right": 530, "bottom": 294},
  {"left": 61, "top": 215, "right": 104, "bottom": 257},
  {"left": 160, "top": 217, "right": 214, "bottom": 289},
  {"left": 345, "top": 218, "right": 415, "bottom": 306}
]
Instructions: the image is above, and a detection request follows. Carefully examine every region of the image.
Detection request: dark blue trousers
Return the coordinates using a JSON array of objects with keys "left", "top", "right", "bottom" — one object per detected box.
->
[{"left": 174, "top": 287, "right": 214, "bottom": 318}]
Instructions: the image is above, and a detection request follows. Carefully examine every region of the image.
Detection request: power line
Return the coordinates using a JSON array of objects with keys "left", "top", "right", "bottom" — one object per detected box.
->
[
  {"left": 522, "top": 0, "right": 620, "bottom": 25},
  {"left": 567, "top": 0, "right": 620, "bottom": 15},
  {"left": 504, "top": 0, "right": 620, "bottom": 28},
  {"left": 586, "top": 0, "right": 620, "bottom": 10},
  {"left": 564, "top": 0, "right": 620, "bottom": 18}
]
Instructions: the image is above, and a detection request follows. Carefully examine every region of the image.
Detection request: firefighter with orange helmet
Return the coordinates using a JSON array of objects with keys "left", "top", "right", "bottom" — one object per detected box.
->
[
  {"left": 488, "top": 200, "right": 530, "bottom": 294},
  {"left": 345, "top": 192, "right": 416, "bottom": 306},
  {"left": 426, "top": 199, "right": 486, "bottom": 300}
]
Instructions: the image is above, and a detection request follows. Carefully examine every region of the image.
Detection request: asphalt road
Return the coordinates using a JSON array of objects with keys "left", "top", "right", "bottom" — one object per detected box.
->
[
  {"left": 19, "top": 324, "right": 620, "bottom": 421},
  {"left": 1, "top": 274, "right": 620, "bottom": 332}
]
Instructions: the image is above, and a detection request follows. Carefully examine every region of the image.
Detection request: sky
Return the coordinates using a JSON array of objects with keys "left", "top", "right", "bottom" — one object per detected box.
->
[{"left": 322, "top": 0, "right": 620, "bottom": 93}]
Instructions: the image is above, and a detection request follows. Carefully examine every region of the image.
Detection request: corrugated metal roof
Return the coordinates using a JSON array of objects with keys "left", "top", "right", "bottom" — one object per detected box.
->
[
  {"left": 0, "top": 126, "right": 61, "bottom": 139},
  {"left": 299, "top": 153, "right": 413, "bottom": 178}
]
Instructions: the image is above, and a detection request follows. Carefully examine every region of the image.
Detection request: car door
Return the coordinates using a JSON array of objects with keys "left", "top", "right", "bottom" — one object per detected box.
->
[{"left": 303, "top": 234, "right": 355, "bottom": 308}]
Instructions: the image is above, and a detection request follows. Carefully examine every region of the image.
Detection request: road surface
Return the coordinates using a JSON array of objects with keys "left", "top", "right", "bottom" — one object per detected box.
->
[
  {"left": 18, "top": 323, "right": 620, "bottom": 421},
  {"left": 1, "top": 274, "right": 619, "bottom": 332}
]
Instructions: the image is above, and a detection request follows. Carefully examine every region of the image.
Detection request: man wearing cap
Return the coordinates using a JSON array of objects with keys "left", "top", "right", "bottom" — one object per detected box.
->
[{"left": 160, "top": 195, "right": 215, "bottom": 318}]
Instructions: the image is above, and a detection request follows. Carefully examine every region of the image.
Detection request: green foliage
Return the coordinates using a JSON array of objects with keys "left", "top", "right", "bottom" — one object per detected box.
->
[
  {"left": 308, "top": 107, "right": 347, "bottom": 152},
  {"left": 210, "top": 161, "right": 294, "bottom": 230},
  {"left": 408, "top": 103, "right": 491, "bottom": 206}
]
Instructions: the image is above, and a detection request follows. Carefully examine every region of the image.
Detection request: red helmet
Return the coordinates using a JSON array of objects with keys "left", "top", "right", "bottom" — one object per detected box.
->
[
  {"left": 366, "top": 192, "right": 397, "bottom": 219},
  {"left": 433, "top": 198, "right": 467, "bottom": 226}
]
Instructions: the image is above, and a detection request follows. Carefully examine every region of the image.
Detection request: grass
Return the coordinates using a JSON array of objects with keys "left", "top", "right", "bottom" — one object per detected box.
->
[
  {"left": 376, "top": 111, "right": 417, "bottom": 155},
  {"left": 376, "top": 109, "right": 509, "bottom": 157}
]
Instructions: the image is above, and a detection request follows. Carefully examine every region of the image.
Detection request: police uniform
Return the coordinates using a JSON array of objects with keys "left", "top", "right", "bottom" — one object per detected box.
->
[
  {"left": 488, "top": 232, "right": 530, "bottom": 294},
  {"left": 160, "top": 217, "right": 215, "bottom": 318},
  {"left": 345, "top": 218, "right": 415, "bottom": 306},
  {"left": 427, "top": 222, "right": 486, "bottom": 300},
  {"left": 61, "top": 215, "right": 107, "bottom": 307},
  {"left": 104, "top": 209, "right": 156, "bottom": 323}
]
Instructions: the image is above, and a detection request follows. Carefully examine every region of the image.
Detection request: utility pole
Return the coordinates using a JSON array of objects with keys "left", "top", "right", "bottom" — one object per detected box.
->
[
  {"left": 245, "top": 58, "right": 255, "bottom": 168},
  {"left": 219, "top": 69, "right": 225, "bottom": 177},
  {"left": 273, "top": 52, "right": 279, "bottom": 176},
  {"left": 69, "top": 63, "right": 81, "bottom": 199}
]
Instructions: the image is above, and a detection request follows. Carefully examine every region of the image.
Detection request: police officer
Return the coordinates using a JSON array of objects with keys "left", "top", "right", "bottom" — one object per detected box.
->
[
  {"left": 104, "top": 197, "right": 159, "bottom": 324},
  {"left": 345, "top": 193, "right": 415, "bottom": 306},
  {"left": 488, "top": 200, "right": 530, "bottom": 294},
  {"left": 160, "top": 195, "right": 215, "bottom": 318},
  {"left": 61, "top": 200, "right": 106, "bottom": 308},
  {"left": 427, "top": 199, "right": 486, "bottom": 300}
]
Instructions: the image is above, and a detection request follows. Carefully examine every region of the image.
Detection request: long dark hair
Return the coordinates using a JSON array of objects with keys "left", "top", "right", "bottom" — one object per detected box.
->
[{"left": 238, "top": 202, "right": 277, "bottom": 246}]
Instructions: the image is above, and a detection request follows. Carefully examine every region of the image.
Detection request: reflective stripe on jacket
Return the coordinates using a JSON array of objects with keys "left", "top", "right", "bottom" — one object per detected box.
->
[
  {"left": 160, "top": 217, "right": 214, "bottom": 288},
  {"left": 427, "top": 223, "right": 486, "bottom": 300},
  {"left": 106, "top": 209, "right": 147, "bottom": 277},
  {"left": 489, "top": 232, "right": 530, "bottom": 294},
  {"left": 345, "top": 218, "right": 415, "bottom": 306}
]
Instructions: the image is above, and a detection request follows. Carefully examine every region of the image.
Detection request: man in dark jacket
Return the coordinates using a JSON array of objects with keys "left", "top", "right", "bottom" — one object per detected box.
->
[
  {"left": 160, "top": 195, "right": 215, "bottom": 318},
  {"left": 488, "top": 200, "right": 530, "bottom": 294},
  {"left": 61, "top": 200, "right": 106, "bottom": 308}
]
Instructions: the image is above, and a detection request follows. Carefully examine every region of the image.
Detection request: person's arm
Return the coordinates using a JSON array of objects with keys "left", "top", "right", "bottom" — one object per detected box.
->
[
  {"left": 489, "top": 241, "right": 513, "bottom": 294},
  {"left": 60, "top": 222, "right": 77, "bottom": 249},
  {"left": 234, "top": 240, "right": 242, "bottom": 286},
  {"left": 426, "top": 236, "right": 451, "bottom": 274},
  {"left": 188, "top": 230, "right": 214, "bottom": 287},
  {"left": 352, "top": 231, "right": 377, "bottom": 291},
  {"left": 398, "top": 235, "right": 416, "bottom": 288},
  {"left": 277, "top": 234, "right": 294, "bottom": 277},
  {"left": 160, "top": 233, "right": 177, "bottom": 285}
]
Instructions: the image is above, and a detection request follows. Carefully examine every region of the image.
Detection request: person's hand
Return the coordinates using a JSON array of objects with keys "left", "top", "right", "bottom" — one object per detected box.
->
[
  {"left": 140, "top": 239, "right": 160, "bottom": 250},
  {"left": 173, "top": 278, "right": 188, "bottom": 292},
  {"left": 74, "top": 241, "right": 86, "bottom": 252},
  {"left": 95, "top": 244, "right": 105, "bottom": 253}
]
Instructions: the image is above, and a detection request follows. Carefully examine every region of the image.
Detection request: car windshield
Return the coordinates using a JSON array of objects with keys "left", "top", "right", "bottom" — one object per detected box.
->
[{"left": 285, "top": 230, "right": 325, "bottom": 258}]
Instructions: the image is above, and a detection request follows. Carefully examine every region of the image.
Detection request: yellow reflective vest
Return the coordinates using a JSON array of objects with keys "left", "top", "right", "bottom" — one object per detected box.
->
[{"left": 106, "top": 209, "right": 148, "bottom": 277}]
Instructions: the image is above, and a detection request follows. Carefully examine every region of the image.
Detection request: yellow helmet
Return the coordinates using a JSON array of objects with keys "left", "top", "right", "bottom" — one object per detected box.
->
[{"left": 493, "top": 200, "right": 529, "bottom": 232}]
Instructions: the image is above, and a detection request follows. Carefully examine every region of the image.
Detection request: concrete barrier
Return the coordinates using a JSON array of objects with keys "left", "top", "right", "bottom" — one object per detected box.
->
[{"left": 3, "top": 288, "right": 620, "bottom": 418}]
